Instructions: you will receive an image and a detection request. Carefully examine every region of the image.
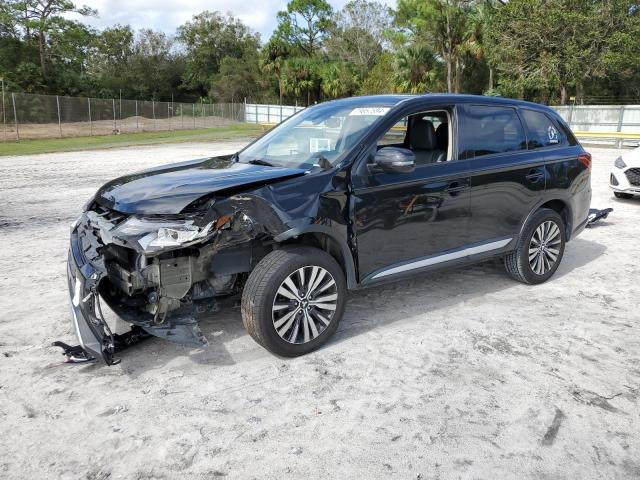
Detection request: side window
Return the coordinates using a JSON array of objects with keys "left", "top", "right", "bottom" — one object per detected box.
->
[
  {"left": 378, "top": 117, "right": 408, "bottom": 146},
  {"left": 375, "top": 110, "right": 451, "bottom": 164},
  {"left": 521, "top": 109, "right": 566, "bottom": 149},
  {"left": 458, "top": 106, "right": 527, "bottom": 159}
]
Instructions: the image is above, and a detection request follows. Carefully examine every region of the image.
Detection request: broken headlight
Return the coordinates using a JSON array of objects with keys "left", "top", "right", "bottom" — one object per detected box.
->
[{"left": 111, "top": 216, "right": 214, "bottom": 254}]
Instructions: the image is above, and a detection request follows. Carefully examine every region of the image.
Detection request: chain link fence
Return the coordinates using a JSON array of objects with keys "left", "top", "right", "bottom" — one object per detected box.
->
[
  {"left": 4, "top": 91, "right": 640, "bottom": 146},
  {"left": 0, "top": 92, "right": 246, "bottom": 141},
  {"left": 246, "top": 101, "right": 640, "bottom": 147}
]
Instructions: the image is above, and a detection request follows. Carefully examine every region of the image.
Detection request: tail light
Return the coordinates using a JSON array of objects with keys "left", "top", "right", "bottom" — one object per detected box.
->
[{"left": 578, "top": 152, "right": 592, "bottom": 170}]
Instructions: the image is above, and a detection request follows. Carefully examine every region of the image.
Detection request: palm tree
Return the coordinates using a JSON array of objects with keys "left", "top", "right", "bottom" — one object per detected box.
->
[
  {"left": 261, "top": 38, "right": 289, "bottom": 104},
  {"left": 320, "top": 62, "right": 358, "bottom": 99},
  {"left": 464, "top": 0, "right": 498, "bottom": 91},
  {"left": 280, "top": 57, "right": 322, "bottom": 105},
  {"left": 393, "top": 46, "right": 442, "bottom": 93}
]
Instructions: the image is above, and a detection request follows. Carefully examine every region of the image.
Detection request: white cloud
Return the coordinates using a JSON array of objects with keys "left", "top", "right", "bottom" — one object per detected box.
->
[{"left": 69, "top": 0, "right": 396, "bottom": 41}]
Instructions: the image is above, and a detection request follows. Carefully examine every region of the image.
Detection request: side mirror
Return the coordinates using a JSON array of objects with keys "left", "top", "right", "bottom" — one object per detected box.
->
[{"left": 373, "top": 147, "right": 416, "bottom": 174}]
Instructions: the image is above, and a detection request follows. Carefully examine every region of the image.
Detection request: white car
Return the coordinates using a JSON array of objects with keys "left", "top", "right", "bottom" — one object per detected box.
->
[{"left": 610, "top": 147, "right": 640, "bottom": 199}]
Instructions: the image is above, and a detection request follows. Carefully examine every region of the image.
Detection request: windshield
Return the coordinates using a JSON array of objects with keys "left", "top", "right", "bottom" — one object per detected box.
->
[{"left": 237, "top": 103, "right": 391, "bottom": 169}]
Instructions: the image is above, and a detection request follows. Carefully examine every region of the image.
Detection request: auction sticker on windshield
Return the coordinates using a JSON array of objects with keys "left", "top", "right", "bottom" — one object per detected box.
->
[
  {"left": 349, "top": 107, "right": 390, "bottom": 116},
  {"left": 310, "top": 138, "right": 331, "bottom": 153}
]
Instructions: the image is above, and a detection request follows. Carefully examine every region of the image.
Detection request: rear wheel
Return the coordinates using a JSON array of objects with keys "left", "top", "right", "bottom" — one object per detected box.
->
[
  {"left": 241, "top": 246, "right": 346, "bottom": 356},
  {"left": 504, "top": 208, "right": 566, "bottom": 285},
  {"left": 614, "top": 192, "right": 634, "bottom": 199}
]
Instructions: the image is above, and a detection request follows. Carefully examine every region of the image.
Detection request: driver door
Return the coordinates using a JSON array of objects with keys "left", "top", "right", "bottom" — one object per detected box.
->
[{"left": 351, "top": 107, "right": 472, "bottom": 283}]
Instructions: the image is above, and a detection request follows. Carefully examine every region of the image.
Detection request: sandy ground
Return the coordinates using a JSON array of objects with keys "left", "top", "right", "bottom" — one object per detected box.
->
[{"left": 0, "top": 143, "right": 638, "bottom": 480}]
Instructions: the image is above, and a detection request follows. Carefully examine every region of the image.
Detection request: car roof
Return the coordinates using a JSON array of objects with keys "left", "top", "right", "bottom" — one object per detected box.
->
[{"left": 323, "top": 93, "right": 553, "bottom": 112}]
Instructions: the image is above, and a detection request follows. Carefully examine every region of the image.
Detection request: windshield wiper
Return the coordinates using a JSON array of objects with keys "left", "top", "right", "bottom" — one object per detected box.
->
[{"left": 248, "top": 159, "right": 275, "bottom": 167}]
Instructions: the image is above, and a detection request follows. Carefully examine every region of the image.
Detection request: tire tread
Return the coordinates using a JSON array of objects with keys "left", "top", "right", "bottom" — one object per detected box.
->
[{"left": 241, "top": 249, "right": 292, "bottom": 349}]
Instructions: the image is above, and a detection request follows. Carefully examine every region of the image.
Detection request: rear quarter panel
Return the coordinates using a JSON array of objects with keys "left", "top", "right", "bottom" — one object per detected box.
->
[{"left": 544, "top": 145, "right": 592, "bottom": 239}]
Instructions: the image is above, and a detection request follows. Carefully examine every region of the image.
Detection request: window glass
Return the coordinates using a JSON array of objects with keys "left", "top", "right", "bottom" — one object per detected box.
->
[
  {"left": 459, "top": 106, "right": 527, "bottom": 159},
  {"left": 375, "top": 111, "right": 450, "bottom": 164},
  {"left": 378, "top": 117, "right": 408, "bottom": 146},
  {"left": 377, "top": 113, "right": 447, "bottom": 147},
  {"left": 521, "top": 109, "right": 565, "bottom": 149},
  {"left": 238, "top": 103, "right": 389, "bottom": 168}
]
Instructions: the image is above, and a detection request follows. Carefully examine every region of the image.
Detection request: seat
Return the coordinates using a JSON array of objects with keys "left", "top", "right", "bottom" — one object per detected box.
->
[
  {"left": 409, "top": 119, "right": 446, "bottom": 164},
  {"left": 435, "top": 123, "right": 448, "bottom": 152}
]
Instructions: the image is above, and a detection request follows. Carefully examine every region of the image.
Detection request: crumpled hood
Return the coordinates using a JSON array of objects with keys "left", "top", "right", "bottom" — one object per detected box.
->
[{"left": 94, "top": 156, "right": 307, "bottom": 214}]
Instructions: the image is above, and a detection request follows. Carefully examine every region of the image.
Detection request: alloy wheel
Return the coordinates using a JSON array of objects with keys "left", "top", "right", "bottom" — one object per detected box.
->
[
  {"left": 272, "top": 266, "right": 338, "bottom": 344},
  {"left": 528, "top": 220, "right": 561, "bottom": 275}
]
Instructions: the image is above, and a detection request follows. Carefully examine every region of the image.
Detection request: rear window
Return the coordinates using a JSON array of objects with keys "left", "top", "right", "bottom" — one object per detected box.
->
[
  {"left": 458, "top": 106, "right": 527, "bottom": 159},
  {"left": 521, "top": 109, "right": 566, "bottom": 149}
]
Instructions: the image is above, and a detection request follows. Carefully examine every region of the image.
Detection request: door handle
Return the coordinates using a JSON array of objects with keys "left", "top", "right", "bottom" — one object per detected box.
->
[
  {"left": 445, "top": 181, "right": 469, "bottom": 196},
  {"left": 525, "top": 168, "right": 545, "bottom": 182}
]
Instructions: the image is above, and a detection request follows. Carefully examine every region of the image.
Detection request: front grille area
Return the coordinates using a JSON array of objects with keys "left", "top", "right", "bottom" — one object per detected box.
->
[
  {"left": 626, "top": 168, "right": 640, "bottom": 186},
  {"left": 92, "top": 204, "right": 128, "bottom": 225}
]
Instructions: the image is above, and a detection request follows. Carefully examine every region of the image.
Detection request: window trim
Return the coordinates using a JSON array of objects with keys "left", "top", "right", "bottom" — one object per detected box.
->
[{"left": 457, "top": 104, "right": 529, "bottom": 161}]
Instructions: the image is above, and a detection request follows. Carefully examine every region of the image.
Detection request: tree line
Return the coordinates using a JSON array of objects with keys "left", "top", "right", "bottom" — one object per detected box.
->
[{"left": 0, "top": 0, "right": 639, "bottom": 106}]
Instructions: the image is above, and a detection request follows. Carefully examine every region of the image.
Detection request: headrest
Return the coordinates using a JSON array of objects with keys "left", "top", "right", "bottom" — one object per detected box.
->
[
  {"left": 435, "top": 123, "right": 448, "bottom": 150},
  {"left": 410, "top": 119, "right": 437, "bottom": 150}
]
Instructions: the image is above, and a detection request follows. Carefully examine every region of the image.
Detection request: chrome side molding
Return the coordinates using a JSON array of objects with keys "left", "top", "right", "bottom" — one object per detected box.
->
[{"left": 371, "top": 238, "right": 513, "bottom": 280}]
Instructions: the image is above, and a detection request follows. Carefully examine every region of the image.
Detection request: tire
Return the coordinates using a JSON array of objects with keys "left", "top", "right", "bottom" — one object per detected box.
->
[
  {"left": 504, "top": 208, "right": 566, "bottom": 285},
  {"left": 614, "top": 192, "right": 634, "bottom": 199},
  {"left": 241, "top": 246, "right": 347, "bottom": 357}
]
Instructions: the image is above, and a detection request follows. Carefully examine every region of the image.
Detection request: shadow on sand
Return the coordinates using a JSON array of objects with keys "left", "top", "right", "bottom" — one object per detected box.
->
[{"left": 74, "top": 237, "right": 606, "bottom": 376}]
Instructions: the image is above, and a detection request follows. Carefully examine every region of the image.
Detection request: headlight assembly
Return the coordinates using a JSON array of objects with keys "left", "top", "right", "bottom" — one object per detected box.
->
[
  {"left": 111, "top": 216, "right": 214, "bottom": 254},
  {"left": 615, "top": 156, "right": 627, "bottom": 169}
]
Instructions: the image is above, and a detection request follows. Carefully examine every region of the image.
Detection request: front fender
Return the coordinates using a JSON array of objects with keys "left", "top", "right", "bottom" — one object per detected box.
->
[{"left": 274, "top": 225, "right": 358, "bottom": 290}]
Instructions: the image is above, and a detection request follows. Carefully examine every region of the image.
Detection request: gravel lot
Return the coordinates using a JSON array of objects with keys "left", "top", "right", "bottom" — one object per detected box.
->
[{"left": 0, "top": 142, "right": 638, "bottom": 480}]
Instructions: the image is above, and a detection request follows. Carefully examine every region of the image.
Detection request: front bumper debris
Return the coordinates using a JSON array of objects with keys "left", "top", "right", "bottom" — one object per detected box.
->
[
  {"left": 66, "top": 227, "right": 120, "bottom": 364},
  {"left": 51, "top": 341, "right": 95, "bottom": 363},
  {"left": 52, "top": 329, "right": 151, "bottom": 365},
  {"left": 586, "top": 207, "right": 613, "bottom": 227},
  {"left": 63, "top": 213, "right": 209, "bottom": 365},
  {"left": 66, "top": 228, "right": 153, "bottom": 365}
]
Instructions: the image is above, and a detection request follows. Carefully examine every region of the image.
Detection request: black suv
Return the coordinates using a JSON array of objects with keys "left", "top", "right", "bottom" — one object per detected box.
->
[{"left": 66, "top": 94, "right": 592, "bottom": 364}]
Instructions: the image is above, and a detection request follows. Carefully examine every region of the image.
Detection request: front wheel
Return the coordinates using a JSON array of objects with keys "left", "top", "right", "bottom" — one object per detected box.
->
[
  {"left": 504, "top": 208, "right": 566, "bottom": 285},
  {"left": 241, "top": 246, "right": 346, "bottom": 357}
]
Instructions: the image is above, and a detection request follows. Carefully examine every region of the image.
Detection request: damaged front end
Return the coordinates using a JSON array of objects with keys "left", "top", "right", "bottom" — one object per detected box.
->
[
  {"left": 59, "top": 154, "right": 345, "bottom": 365},
  {"left": 65, "top": 202, "right": 268, "bottom": 365}
]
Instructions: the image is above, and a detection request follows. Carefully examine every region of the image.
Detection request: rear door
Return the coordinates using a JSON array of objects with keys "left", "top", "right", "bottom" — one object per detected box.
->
[{"left": 458, "top": 104, "right": 546, "bottom": 245}]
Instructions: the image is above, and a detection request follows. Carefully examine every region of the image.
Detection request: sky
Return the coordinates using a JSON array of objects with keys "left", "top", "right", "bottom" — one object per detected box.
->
[{"left": 69, "top": 0, "right": 396, "bottom": 42}]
